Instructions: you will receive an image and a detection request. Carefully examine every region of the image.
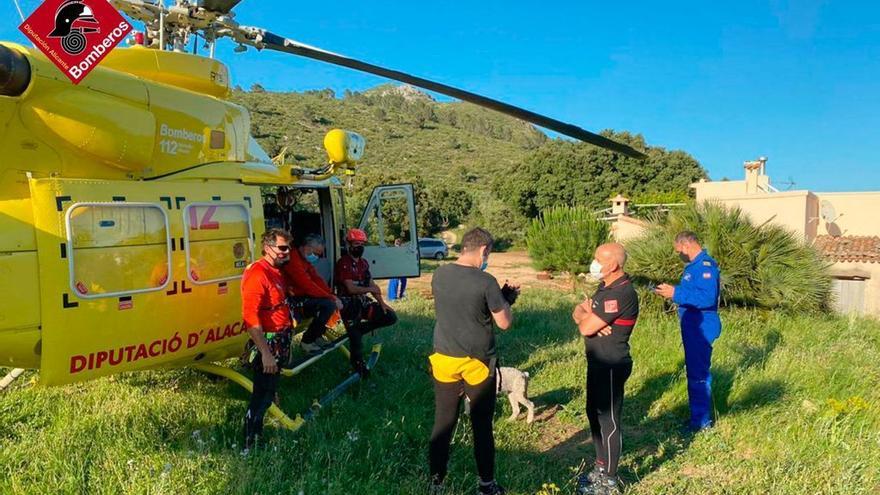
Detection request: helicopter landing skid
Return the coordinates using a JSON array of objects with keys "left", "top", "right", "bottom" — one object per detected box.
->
[
  {"left": 192, "top": 362, "right": 306, "bottom": 431},
  {"left": 0, "top": 368, "right": 26, "bottom": 392},
  {"left": 281, "top": 334, "right": 352, "bottom": 377},
  {"left": 192, "top": 343, "right": 381, "bottom": 431},
  {"left": 303, "top": 343, "right": 381, "bottom": 421}
]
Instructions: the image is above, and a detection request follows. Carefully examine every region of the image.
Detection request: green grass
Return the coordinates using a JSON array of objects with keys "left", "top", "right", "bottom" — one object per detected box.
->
[{"left": 2, "top": 290, "right": 879, "bottom": 494}]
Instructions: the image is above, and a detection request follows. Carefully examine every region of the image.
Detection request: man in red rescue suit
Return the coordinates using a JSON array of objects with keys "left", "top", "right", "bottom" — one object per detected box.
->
[
  {"left": 334, "top": 228, "right": 398, "bottom": 377},
  {"left": 241, "top": 228, "right": 293, "bottom": 449},
  {"left": 282, "top": 233, "right": 344, "bottom": 354}
]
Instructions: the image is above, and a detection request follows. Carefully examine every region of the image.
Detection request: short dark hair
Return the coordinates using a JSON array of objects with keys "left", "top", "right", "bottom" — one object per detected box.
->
[
  {"left": 301, "top": 233, "right": 325, "bottom": 248},
  {"left": 261, "top": 228, "right": 292, "bottom": 252},
  {"left": 461, "top": 227, "right": 494, "bottom": 253},
  {"left": 675, "top": 231, "right": 701, "bottom": 244}
]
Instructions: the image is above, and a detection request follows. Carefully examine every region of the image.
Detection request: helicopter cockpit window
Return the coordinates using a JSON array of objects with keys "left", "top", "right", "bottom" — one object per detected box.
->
[
  {"left": 247, "top": 135, "right": 273, "bottom": 164},
  {"left": 183, "top": 203, "right": 253, "bottom": 285},
  {"left": 66, "top": 203, "right": 171, "bottom": 298},
  {"left": 360, "top": 188, "right": 413, "bottom": 247}
]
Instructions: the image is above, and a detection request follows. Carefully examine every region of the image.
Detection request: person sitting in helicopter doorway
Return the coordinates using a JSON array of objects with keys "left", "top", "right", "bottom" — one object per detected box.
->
[
  {"left": 240, "top": 228, "right": 294, "bottom": 450},
  {"left": 334, "top": 228, "right": 398, "bottom": 377},
  {"left": 282, "top": 233, "right": 344, "bottom": 354},
  {"left": 387, "top": 238, "right": 408, "bottom": 301}
]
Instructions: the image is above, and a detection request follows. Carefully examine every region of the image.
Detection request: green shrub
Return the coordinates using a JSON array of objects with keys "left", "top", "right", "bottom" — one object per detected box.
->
[
  {"left": 625, "top": 202, "right": 832, "bottom": 312},
  {"left": 526, "top": 206, "right": 610, "bottom": 273}
]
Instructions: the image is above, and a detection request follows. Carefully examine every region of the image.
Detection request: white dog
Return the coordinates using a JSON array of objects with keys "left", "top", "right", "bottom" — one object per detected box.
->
[{"left": 464, "top": 366, "right": 535, "bottom": 423}]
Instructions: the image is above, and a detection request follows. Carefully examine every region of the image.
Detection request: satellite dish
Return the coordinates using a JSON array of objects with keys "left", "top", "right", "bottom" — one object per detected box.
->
[{"left": 820, "top": 200, "right": 837, "bottom": 223}]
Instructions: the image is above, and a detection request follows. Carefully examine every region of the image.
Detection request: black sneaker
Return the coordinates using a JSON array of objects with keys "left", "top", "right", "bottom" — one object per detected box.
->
[{"left": 477, "top": 481, "right": 505, "bottom": 495}]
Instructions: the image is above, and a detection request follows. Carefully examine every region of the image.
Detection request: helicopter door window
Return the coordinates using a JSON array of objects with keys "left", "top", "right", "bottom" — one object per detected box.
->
[
  {"left": 360, "top": 188, "right": 413, "bottom": 247},
  {"left": 183, "top": 202, "right": 254, "bottom": 285},
  {"left": 355, "top": 184, "right": 420, "bottom": 280},
  {"left": 65, "top": 203, "right": 172, "bottom": 299}
]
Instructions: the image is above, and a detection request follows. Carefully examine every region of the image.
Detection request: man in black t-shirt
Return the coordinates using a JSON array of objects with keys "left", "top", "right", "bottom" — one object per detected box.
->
[
  {"left": 572, "top": 243, "right": 639, "bottom": 495},
  {"left": 428, "top": 227, "right": 519, "bottom": 495}
]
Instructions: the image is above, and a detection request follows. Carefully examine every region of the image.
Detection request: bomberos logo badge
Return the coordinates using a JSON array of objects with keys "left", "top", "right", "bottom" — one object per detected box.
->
[{"left": 19, "top": 0, "right": 131, "bottom": 84}]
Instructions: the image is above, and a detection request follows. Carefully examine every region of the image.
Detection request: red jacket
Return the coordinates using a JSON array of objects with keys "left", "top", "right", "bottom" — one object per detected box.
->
[
  {"left": 334, "top": 253, "right": 371, "bottom": 296},
  {"left": 241, "top": 258, "right": 291, "bottom": 333},
  {"left": 282, "top": 249, "right": 336, "bottom": 299}
]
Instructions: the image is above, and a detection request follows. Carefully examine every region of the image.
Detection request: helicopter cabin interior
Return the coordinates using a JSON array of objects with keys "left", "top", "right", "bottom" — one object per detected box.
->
[{"left": 260, "top": 181, "right": 421, "bottom": 288}]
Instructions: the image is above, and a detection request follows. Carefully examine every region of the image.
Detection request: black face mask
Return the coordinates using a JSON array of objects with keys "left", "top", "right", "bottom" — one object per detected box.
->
[
  {"left": 678, "top": 252, "right": 691, "bottom": 263},
  {"left": 350, "top": 245, "right": 365, "bottom": 258}
]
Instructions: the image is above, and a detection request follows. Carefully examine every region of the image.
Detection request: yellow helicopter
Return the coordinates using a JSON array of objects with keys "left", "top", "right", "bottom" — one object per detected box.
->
[{"left": 0, "top": 0, "right": 645, "bottom": 429}]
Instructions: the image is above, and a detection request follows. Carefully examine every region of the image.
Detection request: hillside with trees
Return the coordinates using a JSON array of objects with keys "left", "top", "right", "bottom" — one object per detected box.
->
[{"left": 234, "top": 85, "right": 707, "bottom": 244}]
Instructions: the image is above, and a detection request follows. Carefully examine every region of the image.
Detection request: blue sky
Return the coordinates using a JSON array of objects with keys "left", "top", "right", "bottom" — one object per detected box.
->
[{"left": 3, "top": 0, "right": 878, "bottom": 191}]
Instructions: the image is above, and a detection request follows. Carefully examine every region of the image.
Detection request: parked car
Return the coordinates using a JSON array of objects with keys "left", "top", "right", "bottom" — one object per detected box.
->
[{"left": 418, "top": 238, "right": 449, "bottom": 260}]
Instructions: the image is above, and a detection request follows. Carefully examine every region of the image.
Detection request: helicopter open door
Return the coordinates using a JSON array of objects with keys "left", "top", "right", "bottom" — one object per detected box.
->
[{"left": 357, "top": 184, "right": 420, "bottom": 279}]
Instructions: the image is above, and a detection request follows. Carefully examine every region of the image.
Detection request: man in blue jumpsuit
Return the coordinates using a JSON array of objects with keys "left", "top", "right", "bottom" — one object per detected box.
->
[{"left": 655, "top": 231, "right": 721, "bottom": 432}]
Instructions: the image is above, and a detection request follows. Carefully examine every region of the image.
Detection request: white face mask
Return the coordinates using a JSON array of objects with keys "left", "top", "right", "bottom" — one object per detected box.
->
[{"left": 589, "top": 260, "right": 604, "bottom": 280}]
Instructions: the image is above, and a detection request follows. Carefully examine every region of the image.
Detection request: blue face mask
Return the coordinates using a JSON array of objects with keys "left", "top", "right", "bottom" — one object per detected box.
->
[
  {"left": 480, "top": 259, "right": 488, "bottom": 271},
  {"left": 305, "top": 253, "right": 319, "bottom": 264}
]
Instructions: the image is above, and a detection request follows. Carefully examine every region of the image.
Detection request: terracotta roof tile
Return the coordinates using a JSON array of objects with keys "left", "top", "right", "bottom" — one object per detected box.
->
[{"left": 814, "top": 235, "right": 880, "bottom": 264}]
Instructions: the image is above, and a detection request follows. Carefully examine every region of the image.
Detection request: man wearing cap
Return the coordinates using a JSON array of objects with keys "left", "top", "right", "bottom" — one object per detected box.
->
[{"left": 334, "top": 228, "right": 398, "bottom": 376}]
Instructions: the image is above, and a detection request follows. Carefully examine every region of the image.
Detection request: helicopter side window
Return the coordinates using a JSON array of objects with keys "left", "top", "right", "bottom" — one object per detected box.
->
[
  {"left": 66, "top": 203, "right": 171, "bottom": 298},
  {"left": 183, "top": 202, "right": 254, "bottom": 285}
]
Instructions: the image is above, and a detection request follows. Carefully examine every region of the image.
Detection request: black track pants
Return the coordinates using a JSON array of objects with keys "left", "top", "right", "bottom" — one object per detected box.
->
[
  {"left": 345, "top": 306, "right": 398, "bottom": 361},
  {"left": 293, "top": 297, "right": 337, "bottom": 344},
  {"left": 244, "top": 364, "right": 280, "bottom": 442},
  {"left": 586, "top": 362, "right": 632, "bottom": 477},
  {"left": 429, "top": 375, "right": 497, "bottom": 483}
]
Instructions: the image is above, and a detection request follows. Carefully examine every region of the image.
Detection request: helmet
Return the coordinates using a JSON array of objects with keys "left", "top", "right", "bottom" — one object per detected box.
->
[
  {"left": 346, "top": 228, "right": 368, "bottom": 243},
  {"left": 49, "top": 1, "right": 98, "bottom": 38}
]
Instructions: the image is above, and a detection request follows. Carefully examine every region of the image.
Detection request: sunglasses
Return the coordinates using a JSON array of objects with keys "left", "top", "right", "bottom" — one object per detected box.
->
[{"left": 272, "top": 245, "right": 291, "bottom": 252}]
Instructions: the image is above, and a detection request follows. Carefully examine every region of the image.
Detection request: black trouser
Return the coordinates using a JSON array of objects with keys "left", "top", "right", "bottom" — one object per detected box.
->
[
  {"left": 429, "top": 374, "right": 497, "bottom": 484},
  {"left": 343, "top": 303, "right": 398, "bottom": 362},
  {"left": 291, "top": 296, "right": 337, "bottom": 344},
  {"left": 244, "top": 361, "right": 280, "bottom": 443},
  {"left": 586, "top": 362, "right": 632, "bottom": 477}
]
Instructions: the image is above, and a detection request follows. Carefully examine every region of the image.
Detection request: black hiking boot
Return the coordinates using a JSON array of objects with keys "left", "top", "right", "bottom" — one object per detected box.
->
[{"left": 351, "top": 357, "right": 370, "bottom": 378}]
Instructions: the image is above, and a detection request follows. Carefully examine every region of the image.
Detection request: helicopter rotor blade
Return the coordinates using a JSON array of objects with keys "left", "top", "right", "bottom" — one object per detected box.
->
[
  {"left": 246, "top": 29, "right": 646, "bottom": 159},
  {"left": 199, "top": 0, "right": 243, "bottom": 14}
]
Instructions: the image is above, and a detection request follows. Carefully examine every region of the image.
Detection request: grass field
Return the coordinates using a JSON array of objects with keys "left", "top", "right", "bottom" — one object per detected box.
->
[{"left": 2, "top": 289, "right": 879, "bottom": 494}]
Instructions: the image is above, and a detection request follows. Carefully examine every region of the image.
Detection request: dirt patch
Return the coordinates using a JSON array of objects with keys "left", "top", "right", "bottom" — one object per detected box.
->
[
  {"left": 405, "top": 251, "right": 577, "bottom": 296},
  {"left": 532, "top": 413, "right": 594, "bottom": 462}
]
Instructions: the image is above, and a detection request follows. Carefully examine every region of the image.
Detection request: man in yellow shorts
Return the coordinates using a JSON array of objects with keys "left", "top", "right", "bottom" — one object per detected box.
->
[{"left": 427, "top": 228, "right": 520, "bottom": 495}]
